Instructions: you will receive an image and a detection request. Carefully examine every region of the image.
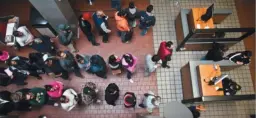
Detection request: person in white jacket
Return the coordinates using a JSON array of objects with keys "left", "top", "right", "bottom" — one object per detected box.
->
[
  {"left": 9, "top": 26, "right": 34, "bottom": 48},
  {"left": 144, "top": 54, "right": 162, "bottom": 77},
  {"left": 139, "top": 91, "right": 161, "bottom": 113},
  {"left": 60, "top": 88, "right": 79, "bottom": 111}
]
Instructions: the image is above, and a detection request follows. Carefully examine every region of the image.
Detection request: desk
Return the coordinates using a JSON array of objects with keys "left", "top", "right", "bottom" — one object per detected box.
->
[
  {"left": 198, "top": 64, "right": 223, "bottom": 96},
  {"left": 188, "top": 8, "right": 215, "bottom": 29}
]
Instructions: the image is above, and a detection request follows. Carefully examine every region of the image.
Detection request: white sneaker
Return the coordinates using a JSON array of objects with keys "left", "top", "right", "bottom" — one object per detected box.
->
[
  {"left": 129, "top": 79, "right": 134, "bottom": 83},
  {"left": 96, "top": 99, "right": 101, "bottom": 103},
  {"left": 95, "top": 89, "right": 99, "bottom": 93},
  {"left": 89, "top": 1, "right": 92, "bottom": 5},
  {"left": 54, "top": 103, "right": 59, "bottom": 106}
]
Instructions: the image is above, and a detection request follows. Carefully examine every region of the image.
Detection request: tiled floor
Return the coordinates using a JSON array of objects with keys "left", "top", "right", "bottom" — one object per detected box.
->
[{"left": 150, "top": 0, "right": 255, "bottom": 118}]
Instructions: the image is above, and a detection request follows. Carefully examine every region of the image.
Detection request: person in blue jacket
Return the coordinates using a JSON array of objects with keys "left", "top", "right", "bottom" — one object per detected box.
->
[
  {"left": 92, "top": 10, "right": 111, "bottom": 43},
  {"left": 139, "top": 5, "right": 156, "bottom": 36}
]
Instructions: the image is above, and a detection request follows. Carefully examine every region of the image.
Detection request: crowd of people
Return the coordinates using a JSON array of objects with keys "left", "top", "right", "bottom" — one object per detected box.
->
[{"left": 0, "top": 1, "right": 253, "bottom": 118}]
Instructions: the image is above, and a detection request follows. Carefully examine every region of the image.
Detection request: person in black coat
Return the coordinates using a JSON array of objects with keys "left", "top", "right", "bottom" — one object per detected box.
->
[
  {"left": 29, "top": 35, "right": 57, "bottom": 55},
  {"left": 44, "top": 58, "right": 69, "bottom": 80},
  {"left": 226, "top": 51, "right": 252, "bottom": 65},
  {"left": 0, "top": 67, "right": 28, "bottom": 86},
  {"left": 0, "top": 91, "right": 15, "bottom": 115},
  {"left": 11, "top": 88, "right": 32, "bottom": 111},
  {"left": 79, "top": 13, "right": 100, "bottom": 46},
  {"left": 105, "top": 83, "right": 119, "bottom": 106},
  {"left": 205, "top": 43, "right": 229, "bottom": 61}
]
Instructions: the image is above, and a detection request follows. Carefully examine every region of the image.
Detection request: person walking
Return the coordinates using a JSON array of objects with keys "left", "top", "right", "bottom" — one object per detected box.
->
[
  {"left": 108, "top": 54, "right": 122, "bottom": 75},
  {"left": 105, "top": 83, "right": 119, "bottom": 106},
  {"left": 144, "top": 54, "right": 162, "bottom": 77},
  {"left": 92, "top": 10, "right": 111, "bottom": 43},
  {"left": 114, "top": 10, "right": 130, "bottom": 43},
  {"left": 79, "top": 13, "right": 100, "bottom": 46},
  {"left": 125, "top": 2, "right": 139, "bottom": 27},
  {"left": 57, "top": 51, "right": 84, "bottom": 78},
  {"left": 157, "top": 41, "right": 173, "bottom": 68},
  {"left": 57, "top": 24, "right": 78, "bottom": 53},
  {"left": 60, "top": 88, "right": 79, "bottom": 111},
  {"left": 225, "top": 51, "right": 252, "bottom": 65},
  {"left": 139, "top": 91, "right": 161, "bottom": 113},
  {"left": 139, "top": 5, "right": 156, "bottom": 36},
  {"left": 122, "top": 53, "right": 138, "bottom": 83}
]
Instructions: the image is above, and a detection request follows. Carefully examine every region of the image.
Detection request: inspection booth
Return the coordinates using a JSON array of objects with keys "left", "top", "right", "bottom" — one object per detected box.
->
[
  {"left": 180, "top": 60, "right": 255, "bottom": 103},
  {"left": 175, "top": 4, "right": 255, "bottom": 51}
]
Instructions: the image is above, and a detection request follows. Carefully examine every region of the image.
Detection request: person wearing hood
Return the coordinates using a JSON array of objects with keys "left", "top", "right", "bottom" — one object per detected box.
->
[
  {"left": 139, "top": 91, "right": 161, "bottom": 113},
  {"left": 92, "top": 10, "right": 111, "bottom": 43},
  {"left": 57, "top": 50, "right": 84, "bottom": 79},
  {"left": 29, "top": 35, "right": 57, "bottom": 55},
  {"left": 139, "top": 5, "right": 156, "bottom": 36},
  {"left": 157, "top": 41, "right": 173, "bottom": 68},
  {"left": 57, "top": 24, "right": 78, "bottom": 53},
  {"left": 79, "top": 12, "right": 100, "bottom": 46},
  {"left": 81, "top": 82, "right": 101, "bottom": 105},
  {"left": 121, "top": 53, "right": 138, "bottom": 83},
  {"left": 115, "top": 9, "right": 130, "bottom": 43},
  {"left": 76, "top": 54, "right": 107, "bottom": 79},
  {"left": 125, "top": 2, "right": 139, "bottom": 27},
  {"left": 105, "top": 83, "right": 119, "bottom": 106}
]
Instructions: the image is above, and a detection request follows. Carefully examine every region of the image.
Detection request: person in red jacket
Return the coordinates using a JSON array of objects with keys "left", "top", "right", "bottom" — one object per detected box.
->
[{"left": 157, "top": 41, "right": 173, "bottom": 68}]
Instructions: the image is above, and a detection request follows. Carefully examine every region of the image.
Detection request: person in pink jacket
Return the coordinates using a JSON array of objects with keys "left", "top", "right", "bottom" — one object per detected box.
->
[
  {"left": 0, "top": 50, "right": 9, "bottom": 61},
  {"left": 122, "top": 53, "right": 138, "bottom": 83},
  {"left": 44, "top": 81, "right": 64, "bottom": 98}
]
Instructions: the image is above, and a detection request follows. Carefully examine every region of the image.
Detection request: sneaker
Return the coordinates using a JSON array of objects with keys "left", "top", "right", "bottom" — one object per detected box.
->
[
  {"left": 93, "top": 43, "right": 100, "bottom": 46},
  {"left": 54, "top": 103, "right": 59, "bottom": 107},
  {"left": 89, "top": 1, "right": 92, "bottom": 5},
  {"left": 96, "top": 99, "right": 101, "bottom": 103},
  {"left": 129, "top": 79, "right": 134, "bottom": 83}
]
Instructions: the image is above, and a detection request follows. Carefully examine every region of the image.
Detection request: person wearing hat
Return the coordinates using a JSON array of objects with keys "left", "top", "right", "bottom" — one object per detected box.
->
[
  {"left": 124, "top": 92, "right": 136, "bottom": 108},
  {"left": 81, "top": 82, "right": 101, "bottom": 105},
  {"left": 76, "top": 54, "right": 107, "bottom": 79},
  {"left": 57, "top": 50, "right": 84, "bottom": 79},
  {"left": 139, "top": 91, "right": 161, "bottom": 113},
  {"left": 79, "top": 13, "right": 100, "bottom": 46},
  {"left": 44, "top": 58, "right": 69, "bottom": 80},
  {"left": 60, "top": 88, "right": 79, "bottom": 111},
  {"left": 92, "top": 10, "right": 111, "bottom": 43},
  {"left": 105, "top": 83, "right": 119, "bottom": 106},
  {"left": 44, "top": 81, "right": 64, "bottom": 99},
  {"left": 225, "top": 50, "right": 252, "bottom": 65},
  {"left": 57, "top": 24, "right": 78, "bottom": 53}
]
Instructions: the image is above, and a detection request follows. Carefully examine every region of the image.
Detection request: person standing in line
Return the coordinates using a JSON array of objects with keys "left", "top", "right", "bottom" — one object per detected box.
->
[
  {"left": 114, "top": 9, "right": 130, "bottom": 43},
  {"left": 139, "top": 5, "right": 156, "bottom": 36},
  {"left": 44, "top": 58, "right": 69, "bottom": 80},
  {"left": 79, "top": 13, "right": 100, "bottom": 46},
  {"left": 80, "top": 82, "right": 101, "bottom": 105},
  {"left": 204, "top": 42, "right": 229, "bottom": 61},
  {"left": 57, "top": 24, "right": 78, "bottom": 53},
  {"left": 225, "top": 50, "right": 252, "bottom": 65},
  {"left": 108, "top": 54, "right": 122, "bottom": 75},
  {"left": 44, "top": 81, "right": 64, "bottom": 99},
  {"left": 92, "top": 10, "right": 111, "bottom": 43},
  {"left": 25, "top": 87, "right": 47, "bottom": 106},
  {"left": 123, "top": 92, "right": 136, "bottom": 109},
  {"left": 29, "top": 35, "right": 57, "bottom": 55},
  {"left": 125, "top": 2, "right": 139, "bottom": 28},
  {"left": 144, "top": 54, "right": 162, "bottom": 77},
  {"left": 122, "top": 53, "right": 138, "bottom": 83},
  {"left": 60, "top": 88, "right": 79, "bottom": 111},
  {"left": 105, "top": 83, "right": 120, "bottom": 106},
  {"left": 76, "top": 54, "right": 107, "bottom": 79},
  {"left": 157, "top": 41, "right": 173, "bottom": 68},
  {"left": 57, "top": 51, "right": 84, "bottom": 79},
  {"left": 139, "top": 91, "right": 161, "bottom": 113}
]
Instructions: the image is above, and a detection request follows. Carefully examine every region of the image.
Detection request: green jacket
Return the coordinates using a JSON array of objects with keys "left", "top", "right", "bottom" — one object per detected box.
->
[{"left": 29, "top": 88, "right": 47, "bottom": 106}]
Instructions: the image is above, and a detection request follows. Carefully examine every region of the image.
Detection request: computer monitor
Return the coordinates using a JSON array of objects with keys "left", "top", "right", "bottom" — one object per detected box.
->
[{"left": 201, "top": 4, "right": 214, "bottom": 22}]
